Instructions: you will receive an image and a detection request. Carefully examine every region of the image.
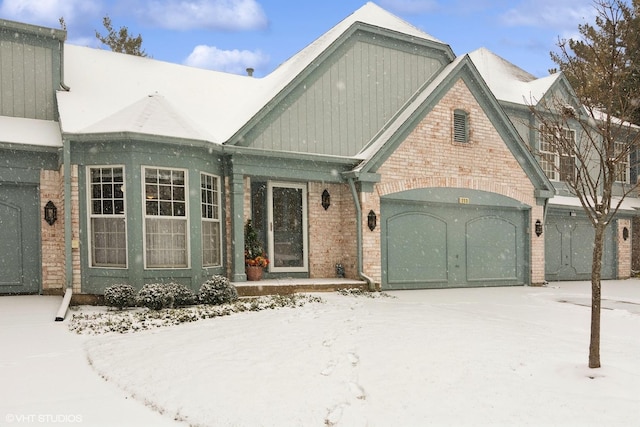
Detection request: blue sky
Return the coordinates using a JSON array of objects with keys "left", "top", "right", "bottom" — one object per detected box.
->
[{"left": 0, "top": 0, "right": 597, "bottom": 78}]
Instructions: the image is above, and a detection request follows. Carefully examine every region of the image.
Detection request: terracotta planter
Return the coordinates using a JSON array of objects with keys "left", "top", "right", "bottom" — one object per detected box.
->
[{"left": 246, "top": 265, "right": 264, "bottom": 281}]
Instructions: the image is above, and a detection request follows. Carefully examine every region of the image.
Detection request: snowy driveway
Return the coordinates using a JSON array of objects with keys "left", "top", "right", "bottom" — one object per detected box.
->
[{"left": 1, "top": 281, "right": 640, "bottom": 426}]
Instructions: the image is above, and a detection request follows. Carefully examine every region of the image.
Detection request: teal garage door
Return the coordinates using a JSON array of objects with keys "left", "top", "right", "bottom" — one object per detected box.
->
[
  {"left": 382, "top": 199, "right": 529, "bottom": 289},
  {"left": 0, "top": 184, "right": 40, "bottom": 294},
  {"left": 545, "top": 213, "right": 616, "bottom": 281}
]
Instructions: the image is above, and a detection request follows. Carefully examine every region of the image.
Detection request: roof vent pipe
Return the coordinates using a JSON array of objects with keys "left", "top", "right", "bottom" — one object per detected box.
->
[{"left": 246, "top": 67, "right": 254, "bottom": 77}]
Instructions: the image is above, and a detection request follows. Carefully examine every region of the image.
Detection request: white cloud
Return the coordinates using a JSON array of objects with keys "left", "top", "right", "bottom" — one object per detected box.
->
[
  {"left": 184, "top": 44, "right": 269, "bottom": 74},
  {"left": 0, "top": 0, "right": 102, "bottom": 28},
  {"left": 499, "top": 0, "right": 596, "bottom": 30},
  {"left": 143, "top": 0, "right": 268, "bottom": 31}
]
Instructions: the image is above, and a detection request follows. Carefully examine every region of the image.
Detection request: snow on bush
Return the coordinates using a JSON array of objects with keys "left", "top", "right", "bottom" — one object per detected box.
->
[
  {"left": 165, "top": 282, "right": 197, "bottom": 307},
  {"left": 68, "top": 294, "right": 324, "bottom": 335},
  {"left": 103, "top": 284, "right": 136, "bottom": 310},
  {"left": 199, "top": 275, "right": 238, "bottom": 305},
  {"left": 136, "top": 283, "right": 174, "bottom": 310}
]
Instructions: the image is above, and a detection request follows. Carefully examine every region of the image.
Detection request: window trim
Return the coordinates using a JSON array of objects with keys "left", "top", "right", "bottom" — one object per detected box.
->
[
  {"left": 200, "top": 172, "right": 222, "bottom": 268},
  {"left": 614, "top": 141, "right": 630, "bottom": 183},
  {"left": 539, "top": 126, "right": 576, "bottom": 182},
  {"left": 86, "top": 165, "right": 128, "bottom": 269},
  {"left": 142, "top": 166, "right": 190, "bottom": 270}
]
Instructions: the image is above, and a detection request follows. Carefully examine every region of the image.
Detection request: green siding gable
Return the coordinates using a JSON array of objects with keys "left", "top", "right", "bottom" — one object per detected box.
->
[
  {"left": 240, "top": 29, "right": 449, "bottom": 157},
  {"left": 0, "top": 20, "right": 65, "bottom": 120}
]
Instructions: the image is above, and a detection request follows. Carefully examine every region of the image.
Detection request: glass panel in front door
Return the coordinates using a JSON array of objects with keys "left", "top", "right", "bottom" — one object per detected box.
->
[{"left": 271, "top": 186, "right": 304, "bottom": 269}]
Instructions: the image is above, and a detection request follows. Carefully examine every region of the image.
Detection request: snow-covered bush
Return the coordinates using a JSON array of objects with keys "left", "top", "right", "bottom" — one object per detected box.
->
[
  {"left": 136, "top": 283, "right": 175, "bottom": 310},
  {"left": 199, "top": 275, "right": 238, "bottom": 305},
  {"left": 165, "top": 282, "right": 196, "bottom": 307},
  {"left": 104, "top": 284, "right": 136, "bottom": 310}
]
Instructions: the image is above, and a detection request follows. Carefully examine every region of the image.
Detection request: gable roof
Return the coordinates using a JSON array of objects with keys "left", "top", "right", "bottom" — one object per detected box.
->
[
  {"left": 468, "top": 47, "right": 561, "bottom": 106},
  {"left": 56, "top": 2, "right": 448, "bottom": 146},
  {"left": 352, "top": 54, "right": 554, "bottom": 195}
]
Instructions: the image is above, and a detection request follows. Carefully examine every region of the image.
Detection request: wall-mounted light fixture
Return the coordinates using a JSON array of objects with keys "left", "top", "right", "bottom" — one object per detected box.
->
[
  {"left": 367, "top": 210, "right": 377, "bottom": 231},
  {"left": 623, "top": 227, "right": 629, "bottom": 241},
  {"left": 321, "top": 189, "right": 331, "bottom": 210},
  {"left": 44, "top": 201, "right": 57, "bottom": 226},
  {"left": 535, "top": 219, "right": 543, "bottom": 237}
]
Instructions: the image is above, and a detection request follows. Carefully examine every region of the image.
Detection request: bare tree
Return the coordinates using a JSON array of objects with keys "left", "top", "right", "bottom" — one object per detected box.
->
[
  {"left": 533, "top": 0, "right": 640, "bottom": 368},
  {"left": 95, "top": 15, "right": 147, "bottom": 57}
]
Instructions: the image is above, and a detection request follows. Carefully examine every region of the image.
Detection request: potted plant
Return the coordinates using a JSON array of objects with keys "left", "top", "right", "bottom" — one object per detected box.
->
[{"left": 245, "top": 219, "right": 269, "bottom": 281}]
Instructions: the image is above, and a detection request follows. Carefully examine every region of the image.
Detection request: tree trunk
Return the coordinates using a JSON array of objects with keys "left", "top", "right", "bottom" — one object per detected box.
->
[{"left": 589, "top": 222, "right": 606, "bottom": 369}]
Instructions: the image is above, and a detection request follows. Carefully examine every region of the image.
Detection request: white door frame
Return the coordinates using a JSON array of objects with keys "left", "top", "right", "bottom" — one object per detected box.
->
[{"left": 267, "top": 181, "right": 308, "bottom": 273}]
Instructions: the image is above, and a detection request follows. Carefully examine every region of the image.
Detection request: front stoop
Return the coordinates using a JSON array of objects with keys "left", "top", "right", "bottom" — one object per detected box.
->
[{"left": 233, "top": 278, "right": 368, "bottom": 297}]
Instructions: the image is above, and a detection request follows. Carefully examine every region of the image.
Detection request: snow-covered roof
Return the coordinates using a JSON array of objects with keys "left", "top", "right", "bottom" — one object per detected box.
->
[
  {"left": 56, "top": 2, "right": 445, "bottom": 146},
  {"left": 0, "top": 115, "right": 62, "bottom": 148},
  {"left": 549, "top": 195, "right": 640, "bottom": 212},
  {"left": 468, "top": 47, "right": 561, "bottom": 106}
]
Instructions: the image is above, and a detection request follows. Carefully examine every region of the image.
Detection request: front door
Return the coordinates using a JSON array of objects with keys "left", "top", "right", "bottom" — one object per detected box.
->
[{"left": 267, "top": 182, "right": 308, "bottom": 273}]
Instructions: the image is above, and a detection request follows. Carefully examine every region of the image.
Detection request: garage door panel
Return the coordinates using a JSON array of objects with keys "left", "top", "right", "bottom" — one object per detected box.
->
[
  {"left": 571, "top": 223, "right": 594, "bottom": 275},
  {"left": 0, "top": 184, "right": 40, "bottom": 294},
  {"left": 545, "top": 215, "right": 615, "bottom": 280},
  {"left": 0, "top": 202, "right": 23, "bottom": 286},
  {"left": 467, "top": 217, "right": 518, "bottom": 282},
  {"left": 387, "top": 213, "right": 447, "bottom": 284}
]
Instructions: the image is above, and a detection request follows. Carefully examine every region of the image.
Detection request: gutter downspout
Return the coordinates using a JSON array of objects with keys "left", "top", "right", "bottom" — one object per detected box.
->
[
  {"left": 347, "top": 177, "right": 376, "bottom": 291},
  {"left": 55, "top": 138, "right": 72, "bottom": 321}
]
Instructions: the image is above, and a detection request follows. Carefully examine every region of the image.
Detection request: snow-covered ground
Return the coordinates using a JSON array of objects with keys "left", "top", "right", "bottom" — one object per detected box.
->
[{"left": 1, "top": 280, "right": 639, "bottom": 426}]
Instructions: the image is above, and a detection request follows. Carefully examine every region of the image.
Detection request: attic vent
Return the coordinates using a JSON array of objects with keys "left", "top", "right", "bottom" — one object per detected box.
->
[{"left": 453, "top": 109, "right": 469, "bottom": 143}]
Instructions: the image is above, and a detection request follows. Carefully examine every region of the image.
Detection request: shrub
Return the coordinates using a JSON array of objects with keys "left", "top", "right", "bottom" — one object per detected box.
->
[
  {"left": 199, "top": 275, "right": 238, "bottom": 305},
  {"left": 166, "top": 282, "right": 196, "bottom": 307},
  {"left": 136, "top": 283, "right": 175, "bottom": 310},
  {"left": 104, "top": 284, "right": 136, "bottom": 310},
  {"left": 136, "top": 282, "right": 197, "bottom": 310}
]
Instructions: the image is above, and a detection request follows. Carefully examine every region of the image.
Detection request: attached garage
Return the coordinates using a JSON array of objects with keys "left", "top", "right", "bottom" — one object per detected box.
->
[
  {"left": 381, "top": 188, "right": 530, "bottom": 289},
  {"left": 0, "top": 183, "right": 41, "bottom": 294},
  {"left": 544, "top": 211, "right": 616, "bottom": 281}
]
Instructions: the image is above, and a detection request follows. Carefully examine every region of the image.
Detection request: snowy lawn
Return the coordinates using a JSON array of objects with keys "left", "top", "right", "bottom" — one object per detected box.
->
[{"left": 2, "top": 280, "right": 639, "bottom": 426}]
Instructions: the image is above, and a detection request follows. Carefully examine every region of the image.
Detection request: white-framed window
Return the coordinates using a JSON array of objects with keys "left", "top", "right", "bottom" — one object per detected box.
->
[
  {"left": 539, "top": 126, "right": 576, "bottom": 182},
  {"left": 200, "top": 173, "right": 222, "bottom": 267},
  {"left": 143, "top": 167, "right": 189, "bottom": 269},
  {"left": 88, "top": 166, "right": 127, "bottom": 268},
  {"left": 453, "top": 109, "right": 469, "bottom": 143},
  {"left": 614, "top": 141, "right": 629, "bottom": 183}
]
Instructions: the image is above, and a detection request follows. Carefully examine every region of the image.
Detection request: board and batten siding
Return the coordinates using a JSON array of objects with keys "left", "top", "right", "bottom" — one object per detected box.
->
[
  {"left": 0, "top": 33, "right": 57, "bottom": 120},
  {"left": 247, "top": 39, "right": 444, "bottom": 157}
]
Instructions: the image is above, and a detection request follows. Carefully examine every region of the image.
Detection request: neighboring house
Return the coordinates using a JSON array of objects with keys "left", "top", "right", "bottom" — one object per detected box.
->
[
  {"left": 0, "top": 2, "right": 632, "bottom": 297},
  {"left": 469, "top": 48, "right": 637, "bottom": 281}
]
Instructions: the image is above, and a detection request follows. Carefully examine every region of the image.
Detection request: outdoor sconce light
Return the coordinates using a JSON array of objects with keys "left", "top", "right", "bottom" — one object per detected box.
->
[
  {"left": 623, "top": 227, "right": 629, "bottom": 241},
  {"left": 322, "top": 189, "right": 331, "bottom": 210},
  {"left": 367, "top": 210, "right": 377, "bottom": 231},
  {"left": 535, "top": 219, "right": 543, "bottom": 237},
  {"left": 44, "top": 201, "right": 57, "bottom": 226}
]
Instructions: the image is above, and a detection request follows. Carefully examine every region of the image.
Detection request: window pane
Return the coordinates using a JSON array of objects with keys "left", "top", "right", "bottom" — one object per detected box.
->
[
  {"left": 91, "top": 217, "right": 126, "bottom": 267},
  {"left": 146, "top": 201, "right": 158, "bottom": 215},
  {"left": 145, "top": 218, "right": 187, "bottom": 268}
]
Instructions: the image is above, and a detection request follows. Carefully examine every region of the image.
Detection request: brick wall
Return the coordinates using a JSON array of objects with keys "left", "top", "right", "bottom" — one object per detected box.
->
[
  {"left": 364, "top": 78, "right": 545, "bottom": 285},
  {"left": 39, "top": 164, "right": 82, "bottom": 293},
  {"left": 307, "top": 182, "right": 357, "bottom": 279},
  {"left": 617, "top": 218, "right": 632, "bottom": 279},
  {"left": 40, "top": 168, "right": 64, "bottom": 293},
  {"left": 70, "top": 165, "right": 81, "bottom": 293}
]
